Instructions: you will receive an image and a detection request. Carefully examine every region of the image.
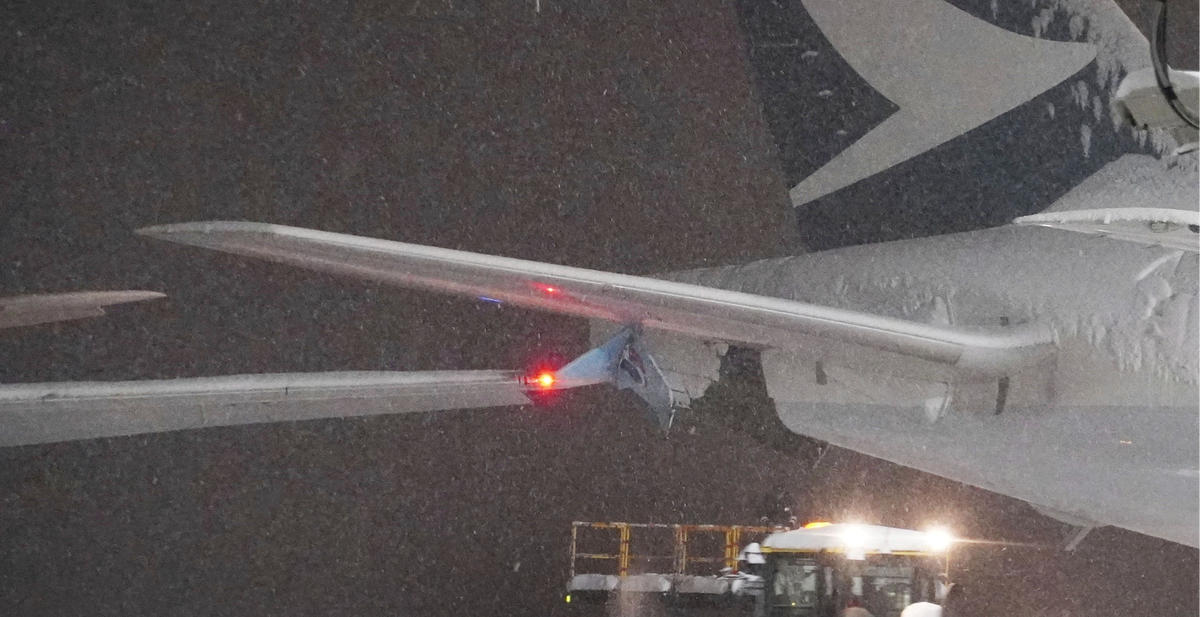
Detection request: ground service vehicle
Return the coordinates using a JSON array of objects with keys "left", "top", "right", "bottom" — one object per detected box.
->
[
  {"left": 564, "top": 521, "right": 954, "bottom": 617},
  {"left": 758, "top": 523, "right": 952, "bottom": 617}
]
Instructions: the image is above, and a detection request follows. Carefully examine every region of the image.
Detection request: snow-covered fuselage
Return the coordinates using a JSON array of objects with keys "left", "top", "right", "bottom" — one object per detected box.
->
[{"left": 666, "top": 225, "right": 1199, "bottom": 546}]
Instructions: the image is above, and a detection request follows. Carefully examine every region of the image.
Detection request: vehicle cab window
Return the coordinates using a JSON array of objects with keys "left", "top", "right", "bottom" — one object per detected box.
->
[{"left": 770, "top": 557, "right": 822, "bottom": 615}]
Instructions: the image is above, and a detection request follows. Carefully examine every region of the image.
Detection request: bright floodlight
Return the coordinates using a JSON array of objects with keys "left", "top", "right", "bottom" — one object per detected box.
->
[
  {"left": 925, "top": 527, "right": 954, "bottom": 552},
  {"left": 841, "top": 524, "right": 868, "bottom": 548}
]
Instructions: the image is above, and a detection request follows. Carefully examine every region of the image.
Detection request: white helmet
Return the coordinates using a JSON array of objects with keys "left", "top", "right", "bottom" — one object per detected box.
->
[
  {"left": 900, "top": 602, "right": 943, "bottom": 617},
  {"left": 738, "top": 542, "right": 766, "bottom": 565}
]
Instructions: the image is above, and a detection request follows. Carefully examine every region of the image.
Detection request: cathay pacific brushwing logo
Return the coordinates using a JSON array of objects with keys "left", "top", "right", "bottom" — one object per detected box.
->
[{"left": 791, "top": 0, "right": 1096, "bottom": 207}]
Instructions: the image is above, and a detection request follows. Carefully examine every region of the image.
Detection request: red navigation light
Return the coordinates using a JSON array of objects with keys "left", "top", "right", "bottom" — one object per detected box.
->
[
  {"left": 525, "top": 353, "right": 566, "bottom": 407},
  {"left": 537, "top": 284, "right": 559, "bottom": 294}
]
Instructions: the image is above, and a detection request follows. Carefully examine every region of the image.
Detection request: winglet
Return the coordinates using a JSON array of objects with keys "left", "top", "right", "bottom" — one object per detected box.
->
[{"left": 529, "top": 326, "right": 677, "bottom": 430}]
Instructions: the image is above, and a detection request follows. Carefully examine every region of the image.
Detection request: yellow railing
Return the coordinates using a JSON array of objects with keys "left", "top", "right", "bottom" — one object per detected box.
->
[{"left": 569, "top": 521, "right": 785, "bottom": 578}]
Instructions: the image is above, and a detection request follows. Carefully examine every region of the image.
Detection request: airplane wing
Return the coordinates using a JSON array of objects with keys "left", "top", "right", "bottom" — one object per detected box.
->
[
  {"left": 0, "top": 370, "right": 532, "bottom": 447},
  {"left": 1007, "top": 152, "right": 1200, "bottom": 253},
  {"left": 0, "top": 221, "right": 1057, "bottom": 447},
  {"left": 0, "top": 291, "right": 165, "bottom": 329},
  {"left": 137, "top": 222, "right": 1055, "bottom": 382}
]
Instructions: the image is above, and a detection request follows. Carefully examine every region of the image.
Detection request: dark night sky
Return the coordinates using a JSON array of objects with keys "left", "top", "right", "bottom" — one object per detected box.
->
[{"left": 1, "top": 0, "right": 1197, "bottom": 615}]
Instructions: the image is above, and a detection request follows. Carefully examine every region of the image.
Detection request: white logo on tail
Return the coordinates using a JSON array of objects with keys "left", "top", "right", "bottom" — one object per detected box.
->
[{"left": 792, "top": 0, "right": 1095, "bottom": 207}]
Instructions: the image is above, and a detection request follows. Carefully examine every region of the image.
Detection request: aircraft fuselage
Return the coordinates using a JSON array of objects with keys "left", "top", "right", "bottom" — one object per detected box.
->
[{"left": 667, "top": 226, "right": 1199, "bottom": 546}]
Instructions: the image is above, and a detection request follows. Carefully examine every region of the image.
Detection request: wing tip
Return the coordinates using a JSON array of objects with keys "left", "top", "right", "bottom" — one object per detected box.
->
[
  {"left": 0, "top": 290, "right": 166, "bottom": 308},
  {"left": 96, "top": 290, "right": 167, "bottom": 305},
  {"left": 136, "top": 220, "right": 278, "bottom": 240}
]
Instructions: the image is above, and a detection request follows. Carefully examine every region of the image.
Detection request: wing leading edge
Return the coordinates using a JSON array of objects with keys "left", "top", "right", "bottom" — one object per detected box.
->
[{"left": 138, "top": 222, "right": 1055, "bottom": 382}]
